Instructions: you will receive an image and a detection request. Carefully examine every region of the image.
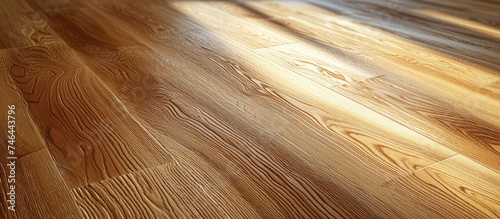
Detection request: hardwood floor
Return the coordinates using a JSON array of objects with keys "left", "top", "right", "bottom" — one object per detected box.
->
[{"left": 0, "top": 0, "right": 499, "bottom": 218}]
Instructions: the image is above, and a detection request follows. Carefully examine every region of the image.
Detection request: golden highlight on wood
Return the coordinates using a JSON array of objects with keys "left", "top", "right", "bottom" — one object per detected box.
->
[{"left": 0, "top": 0, "right": 499, "bottom": 218}]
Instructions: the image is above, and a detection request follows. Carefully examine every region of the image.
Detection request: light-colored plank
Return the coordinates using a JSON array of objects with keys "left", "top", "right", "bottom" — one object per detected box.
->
[
  {"left": 230, "top": 1, "right": 343, "bottom": 21},
  {"left": 243, "top": 0, "right": 500, "bottom": 171},
  {"left": 256, "top": 43, "right": 382, "bottom": 87},
  {"left": 50, "top": 4, "right": 455, "bottom": 217},
  {"left": 332, "top": 76, "right": 500, "bottom": 172},
  {"left": 0, "top": 149, "right": 82, "bottom": 218},
  {"left": 82, "top": 5, "right": 461, "bottom": 214},
  {"left": 240, "top": 1, "right": 500, "bottom": 122},
  {"left": 305, "top": 0, "right": 500, "bottom": 69},
  {"left": 1, "top": 43, "right": 173, "bottom": 188},
  {"left": 382, "top": 155, "right": 500, "bottom": 218},
  {"left": 243, "top": 0, "right": 500, "bottom": 84},
  {"left": 1, "top": 0, "right": 497, "bottom": 218},
  {"left": 48, "top": 28, "right": 382, "bottom": 219},
  {"left": 202, "top": 1, "right": 267, "bottom": 19},
  {"left": 481, "top": 79, "right": 500, "bottom": 99},
  {"left": 169, "top": 1, "right": 295, "bottom": 49}
]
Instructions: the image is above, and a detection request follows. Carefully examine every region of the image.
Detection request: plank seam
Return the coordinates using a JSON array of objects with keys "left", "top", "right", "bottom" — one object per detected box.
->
[{"left": 382, "top": 154, "right": 459, "bottom": 187}]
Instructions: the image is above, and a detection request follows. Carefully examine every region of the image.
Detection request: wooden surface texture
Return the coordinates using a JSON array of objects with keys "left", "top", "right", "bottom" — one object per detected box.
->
[{"left": 0, "top": 0, "right": 499, "bottom": 218}]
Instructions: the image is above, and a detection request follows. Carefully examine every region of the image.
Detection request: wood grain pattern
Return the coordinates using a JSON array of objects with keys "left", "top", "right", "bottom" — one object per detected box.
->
[
  {"left": 1, "top": 43, "right": 172, "bottom": 188},
  {"left": 483, "top": 80, "right": 500, "bottom": 99},
  {"left": 243, "top": 0, "right": 500, "bottom": 82},
  {"left": 70, "top": 7, "right": 474, "bottom": 215},
  {"left": 1, "top": 149, "right": 82, "bottom": 218},
  {"left": 333, "top": 76, "right": 500, "bottom": 172},
  {"left": 1, "top": 0, "right": 499, "bottom": 218},
  {"left": 0, "top": 0, "right": 61, "bottom": 49},
  {"left": 308, "top": 0, "right": 500, "bottom": 69},
  {"left": 40, "top": 4, "right": 456, "bottom": 217},
  {"left": 239, "top": 1, "right": 500, "bottom": 121},
  {"left": 96, "top": 2, "right": 200, "bottom": 41},
  {"left": 0, "top": 60, "right": 45, "bottom": 155},
  {"left": 256, "top": 43, "right": 382, "bottom": 87},
  {"left": 382, "top": 155, "right": 500, "bottom": 218},
  {"left": 43, "top": 7, "right": 388, "bottom": 217},
  {"left": 72, "top": 160, "right": 262, "bottom": 219},
  {"left": 31, "top": 6, "right": 322, "bottom": 218},
  {"left": 170, "top": 1, "right": 296, "bottom": 49}
]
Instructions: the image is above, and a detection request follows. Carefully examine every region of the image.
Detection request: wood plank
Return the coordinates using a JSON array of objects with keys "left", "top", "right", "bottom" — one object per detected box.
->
[
  {"left": 0, "top": 0, "right": 61, "bottom": 49},
  {"left": 128, "top": 0, "right": 454, "bottom": 175},
  {"left": 407, "top": 0, "right": 500, "bottom": 21},
  {"left": 201, "top": 1, "right": 268, "bottom": 19},
  {"left": 42, "top": 6, "right": 340, "bottom": 218},
  {"left": 0, "top": 57, "right": 45, "bottom": 155},
  {"left": 228, "top": 1, "right": 343, "bottom": 21},
  {"left": 95, "top": 1, "right": 201, "bottom": 42},
  {"left": 168, "top": 1, "right": 295, "bottom": 49},
  {"left": 142, "top": 29, "right": 491, "bottom": 218},
  {"left": 237, "top": 1, "right": 500, "bottom": 122},
  {"left": 167, "top": 28, "right": 457, "bottom": 170},
  {"left": 233, "top": 2, "right": 500, "bottom": 165},
  {"left": 305, "top": 0, "right": 500, "bottom": 69},
  {"left": 242, "top": 1, "right": 500, "bottom": 168},
  {"left": 31, "top": 0, "right": 163, "bottom": 12},
  {"left": 241, "top": 0, "right": 499, "bottom": 85},
  {"left": 105, "top": 1, "right": 500, "bottom": 217},
  {"left": 0, "top": 43, "right": 173, "bottom": 188},
  {"left": 31, "top": 0, "right": 88, "bottom": 12},
  {"left": 72, "top": 159, "right": 262, "bottom": 219},
  {"left": 255, "top": 43, "right": 382, "bottom": 87},
  {"left": 44, "top": 17, "right": 383, "bottom": 218},
  {"left": 40, "top": 7, "right": 139, "bottom": 49},
  {"left": 1, "top": 0, "right": 497, "bottom": 218},
  {"left": 381, "top": 155, "right": 500, "bottom": 218},
  {"left": 0, "top": 149, "right": 82, "bottom": 218},
  {"left": 333, "top": 76, "right": 500, "bottom": 172},
  {"left": 69, "top": 4, "right": 466, "bottom": 215},
  {"left": 481, "top": 79, "right": 500, "bottom": 98},
  {"left": 30, "top": 1, "right": 202, "bottom": 46}
]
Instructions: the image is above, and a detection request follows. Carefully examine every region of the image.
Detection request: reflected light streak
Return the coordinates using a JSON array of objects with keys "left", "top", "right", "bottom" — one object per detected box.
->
[{"left": 414, "top": 9, "right": 500, "bottom": 39}]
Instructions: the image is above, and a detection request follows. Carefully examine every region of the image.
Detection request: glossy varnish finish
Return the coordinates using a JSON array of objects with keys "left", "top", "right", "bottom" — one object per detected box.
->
[{"left": 0, "top": 0, "right": 499, "bottom": 218}]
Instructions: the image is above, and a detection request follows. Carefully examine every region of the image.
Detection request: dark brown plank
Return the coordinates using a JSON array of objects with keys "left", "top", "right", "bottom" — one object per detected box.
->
[{"left": 0, "top": 57, "right": 45, "bottom": 156}]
